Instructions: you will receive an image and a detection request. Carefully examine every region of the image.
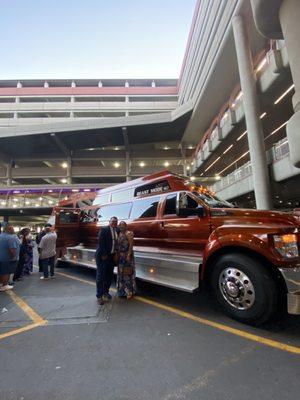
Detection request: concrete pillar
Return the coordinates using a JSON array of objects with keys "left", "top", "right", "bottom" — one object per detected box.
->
[
  {"left": 6, "top": 163, "right": 12, "bottom": 186},
  {"left": 183, "top": 159, "right": 188, "bottom": 176},
  {"left": 125, "top": 152, "right": 131, "bottom": 181},
  {"left": 279, "top": 0, "right": 300, "bottom": 167},
  {"left": 67, "top": 157, "right": 72, "bottom": 184},
  {"left": 233, "top": 15, "right": 272, "bottom": 210}
]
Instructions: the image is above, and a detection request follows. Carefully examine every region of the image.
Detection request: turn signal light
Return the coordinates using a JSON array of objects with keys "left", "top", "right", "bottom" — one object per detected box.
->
[{"left": 273, "top": 234, "right": 299, "bottom": 258}]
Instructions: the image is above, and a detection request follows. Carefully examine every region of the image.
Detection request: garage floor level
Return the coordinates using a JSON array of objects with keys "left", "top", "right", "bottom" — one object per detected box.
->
[{"left": 0, "top": 266, "right": 300, "bottom": 400}]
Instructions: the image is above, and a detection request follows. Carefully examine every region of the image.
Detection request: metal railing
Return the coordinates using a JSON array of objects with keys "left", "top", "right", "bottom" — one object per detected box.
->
[{"left": 211, "top": 139, "right": 290, "bottom": 193}]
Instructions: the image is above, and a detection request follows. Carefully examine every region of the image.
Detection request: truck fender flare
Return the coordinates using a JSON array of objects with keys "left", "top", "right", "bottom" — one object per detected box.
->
[{"left": 201, "top": 232, "right": 271, "bottom": 281}]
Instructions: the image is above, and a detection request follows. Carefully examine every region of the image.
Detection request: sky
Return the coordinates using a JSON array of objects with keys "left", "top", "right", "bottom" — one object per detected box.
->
[{"left": 0, "top": 0, "right": 196, "bottom": 80}]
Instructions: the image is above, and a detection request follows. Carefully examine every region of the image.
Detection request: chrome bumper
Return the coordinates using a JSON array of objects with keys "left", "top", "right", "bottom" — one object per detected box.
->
[{"left": 279, "top": 266, "right": 300, "bottom": 315}]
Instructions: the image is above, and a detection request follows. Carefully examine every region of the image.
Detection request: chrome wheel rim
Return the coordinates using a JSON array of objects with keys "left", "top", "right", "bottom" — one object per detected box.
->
[{"left": 218, "top": 267, "right": 255, "bottom": 310}]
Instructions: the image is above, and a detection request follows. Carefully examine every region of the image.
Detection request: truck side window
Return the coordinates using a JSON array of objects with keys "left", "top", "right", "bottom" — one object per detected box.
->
[
  {"left": 164, "top": 193, "right": 177, "bottom": 215},
  {"left": 187, "top": 194, "right": 198, "bottom": 209},
  {"left": 179, "top": 193, "right": 198, "bottom": 209},
  {"left": 59, "top": 211, "right": 79, "bottom": 224},
  {"left": 130, "top": 196, "right": 160, "bottom": 219},
  {"left": 97, "top": 202, "right": 132, "bottom": 222}
]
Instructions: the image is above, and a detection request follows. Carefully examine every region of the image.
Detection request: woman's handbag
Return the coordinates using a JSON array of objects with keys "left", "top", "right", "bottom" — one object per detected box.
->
[{"left": 121, "top": 260, "right": 133, "bottom": 276}]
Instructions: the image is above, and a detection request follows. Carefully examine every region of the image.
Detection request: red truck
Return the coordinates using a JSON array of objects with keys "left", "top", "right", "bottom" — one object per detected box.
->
[{"left": 52, "top": 171, "right": 300, "bottom": 325}]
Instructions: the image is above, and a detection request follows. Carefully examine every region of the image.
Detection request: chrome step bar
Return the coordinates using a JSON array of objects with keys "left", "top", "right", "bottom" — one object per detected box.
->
[{"left": 63, "top": 246, "right": 201, "bottom": 293}]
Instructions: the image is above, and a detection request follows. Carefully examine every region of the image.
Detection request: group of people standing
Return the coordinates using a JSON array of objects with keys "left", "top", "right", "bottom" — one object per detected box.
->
[
  {"left": 0, "top": 223, "right": 57, "bottom": 291},
  {"left": 1, "top": 216, "right": 135, "bottom": 302},
  {"left": 96, "top": 216, "right": 136, "bottom": 305}
]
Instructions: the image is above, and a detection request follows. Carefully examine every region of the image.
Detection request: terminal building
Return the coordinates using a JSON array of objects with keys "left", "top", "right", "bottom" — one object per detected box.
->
[{"left": 0, "top": 0, "right": 300, "bottom": 225}]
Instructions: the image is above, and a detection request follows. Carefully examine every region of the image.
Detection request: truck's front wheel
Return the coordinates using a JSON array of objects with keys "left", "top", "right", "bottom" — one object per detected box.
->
[{"left": 211, "top": 253, "right": 278, "bottom": 325}]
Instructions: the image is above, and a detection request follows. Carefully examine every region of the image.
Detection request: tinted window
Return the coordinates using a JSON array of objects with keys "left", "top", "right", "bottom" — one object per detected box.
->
[
  {"left": 164, "top": 194, "right": 177, "bottom": 215},
  {"left": 187, "top": 194, "right": 198, "bottom": 209},
  {"left": 93, "top": 194, "right": 110, "bottom": 205},
  {"left": 111, "top": 189, "right": 134, "bottom": 203},
  {"left": 76, "top": 199, "right": 93, "bottom": 208},
  {"left": 134, "top": 180, "right": 170, "bottom": 197},
  {"left": 179, "top": 193, "right": 198, "bottom": 209},
  {"left": 81, "top": 208, "right": 98, "bottom": 223},
  {"left": 59, "top": 210, "right": 79, "bottom": 224},
  {"left": 97, "top": 202, "right": 132, "bottom": 222},
  {"left": 130, "top": 196, "right": 160, "bottom": 219}
]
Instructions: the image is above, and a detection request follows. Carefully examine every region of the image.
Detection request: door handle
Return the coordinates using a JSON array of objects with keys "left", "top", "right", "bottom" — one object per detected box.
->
[{"left": 161, "top": 221, "right": 165, "bottom": 228}]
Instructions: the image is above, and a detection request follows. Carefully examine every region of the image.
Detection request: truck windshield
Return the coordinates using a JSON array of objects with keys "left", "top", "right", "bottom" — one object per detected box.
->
[{"left": 192, "top": 191, "right": 234, "bottom": 208}]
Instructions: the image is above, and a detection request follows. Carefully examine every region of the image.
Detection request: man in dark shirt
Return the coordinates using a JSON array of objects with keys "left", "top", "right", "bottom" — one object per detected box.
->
[{"left": 95, "top": 216, "right": 118, "bottom": 305}]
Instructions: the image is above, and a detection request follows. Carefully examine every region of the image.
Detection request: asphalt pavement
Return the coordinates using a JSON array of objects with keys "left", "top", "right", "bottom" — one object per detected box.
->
[{"left": 0, "top": 261, "right": 299, "bottom": 400}]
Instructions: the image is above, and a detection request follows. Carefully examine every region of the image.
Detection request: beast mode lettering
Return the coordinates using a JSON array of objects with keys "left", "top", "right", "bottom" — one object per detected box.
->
[{"left": 135, "top": 180, "right": 170, "bottom": 197}]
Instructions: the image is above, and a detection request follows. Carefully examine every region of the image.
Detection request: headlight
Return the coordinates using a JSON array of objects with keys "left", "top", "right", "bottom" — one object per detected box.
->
[{"left": 273, "top": 234, "right": 299, "bottom": 258}]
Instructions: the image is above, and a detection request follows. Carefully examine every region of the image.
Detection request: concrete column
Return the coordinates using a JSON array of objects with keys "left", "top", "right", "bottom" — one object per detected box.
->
[
  {"left": 67, "top": 157, "right": 72, "bottom": 184},
  {"left": 6, "top": 163, "right": 12, "bottom": 186},
  {"left": 233, "top": 15, "right": 272, "bottom": 210},
  {"left": 279, "top": 0, "right": 300, "bottom": 167},
  {"left": 183, "top": 159, "right": 187, "bottom": 176},
  {"left": 125, "top": 152, "right": 131, "bottom": 181}
]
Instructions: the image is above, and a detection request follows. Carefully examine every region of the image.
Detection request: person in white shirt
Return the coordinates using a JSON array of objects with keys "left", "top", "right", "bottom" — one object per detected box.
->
[{"left": 38, "top": 224, "right": 57, "bottom": 280}]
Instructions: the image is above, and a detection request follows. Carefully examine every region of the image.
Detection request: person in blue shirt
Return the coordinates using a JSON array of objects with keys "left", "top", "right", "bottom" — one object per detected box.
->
[{"left": 0, "top": 224, "right": 20, "bottom": 291}]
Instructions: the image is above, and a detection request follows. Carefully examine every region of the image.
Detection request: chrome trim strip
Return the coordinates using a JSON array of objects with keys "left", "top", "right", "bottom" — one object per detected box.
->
[
  {"left": 64, "top": 246, "right": 201, "bottom": 293},
  {"left": 279, "top": 267, "right": 300, "bottom": 315}
]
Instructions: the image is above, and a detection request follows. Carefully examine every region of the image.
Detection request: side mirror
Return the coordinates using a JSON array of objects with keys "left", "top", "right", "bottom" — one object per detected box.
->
[{"left": 177, "top": 206, "right": 204, "bottom": 218}]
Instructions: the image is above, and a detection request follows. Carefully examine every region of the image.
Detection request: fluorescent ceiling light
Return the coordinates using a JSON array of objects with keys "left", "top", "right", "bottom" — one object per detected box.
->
[
  {"left": 236, "top": 91, "right": 243, "bottom": 101},
  {"left": 223, "top": 144, "right": 233, "bottom": 154},
  {"left": 265, "top": 121, "right": 288, "bottom": 140},
  {"left": 218, "top": 151, "right": 250, "bottom": 175},
  {"left": 204, "top": 156, "right": 221, "bottom": 172},
  {"left": 256, "top": 57, "right": 267, "bottom": 72},
  {"left": 274, "top": 84, "right": 295, "bottom": 105},
  {"left": 237, "top": 130, "right": 247, "bottom": 141}
]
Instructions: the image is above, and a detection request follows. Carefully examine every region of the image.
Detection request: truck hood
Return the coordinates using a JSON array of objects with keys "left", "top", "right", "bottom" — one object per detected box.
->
[{"left": 210, "top": 208, "right": 300, "bottom": 233}]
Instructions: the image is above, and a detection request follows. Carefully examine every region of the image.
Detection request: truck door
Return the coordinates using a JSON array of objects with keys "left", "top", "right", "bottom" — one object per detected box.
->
[
  {"left": 158, "top": 192, "right": 211, "bottom": 257},
  {"left": 54, "top": 207, "right": 81, "bottom": 248}
]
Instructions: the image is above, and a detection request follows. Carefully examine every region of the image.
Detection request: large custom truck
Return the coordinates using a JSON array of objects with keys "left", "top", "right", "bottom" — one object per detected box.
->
[{"left": 52, "top": 171, "right": 300, "bottom": 325}]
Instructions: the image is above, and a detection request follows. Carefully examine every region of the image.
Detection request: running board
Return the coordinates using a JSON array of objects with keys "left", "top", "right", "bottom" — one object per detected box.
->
[{"left": 63, "top": 246, "right": 201, "bottom": 293}]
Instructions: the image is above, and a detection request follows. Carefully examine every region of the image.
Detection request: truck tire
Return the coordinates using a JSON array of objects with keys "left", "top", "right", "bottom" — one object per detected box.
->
[{"left": 210, "top": 253, "right": 278, "bottom": 325}]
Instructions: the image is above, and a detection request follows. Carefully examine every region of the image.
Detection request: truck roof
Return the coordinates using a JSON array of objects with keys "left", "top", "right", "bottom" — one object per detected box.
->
[{"left": 95, "top": 170, "right": 186, "bottom": 195}]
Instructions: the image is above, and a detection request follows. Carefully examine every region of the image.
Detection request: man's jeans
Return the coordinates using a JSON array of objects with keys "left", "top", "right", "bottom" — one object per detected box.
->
[
  {"left": 41, "top": 256, "right": 55, "bottom": 278},
  {"left": 96, "top": 254, "right": 114, "bottom": 298}
]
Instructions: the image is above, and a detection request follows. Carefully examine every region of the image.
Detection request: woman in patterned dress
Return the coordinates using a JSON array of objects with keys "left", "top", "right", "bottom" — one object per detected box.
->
[{"left": 116, "top": 221, "right": 136, "bottom": 299}]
